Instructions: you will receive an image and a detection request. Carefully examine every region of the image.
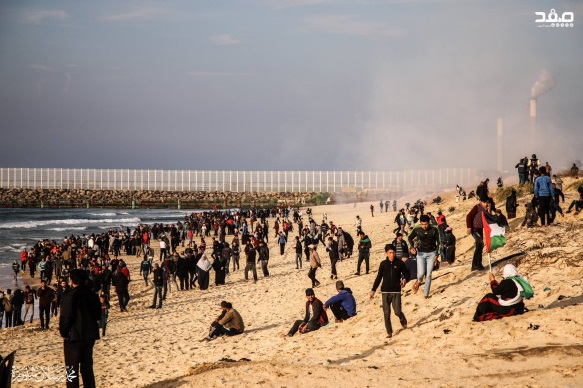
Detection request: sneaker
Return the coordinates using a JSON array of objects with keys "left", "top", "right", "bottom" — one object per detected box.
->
[
  {"left": 355, "top": 272, "right": 361, "bottom": 276},
  {"left": 387, "top": 333, "right": 392, "bottom": 338},
  {"left": 335, "top": 319, "right": 344, "bottom": 323},
  {"left": 400, "top": 315, "right": 407, "bottom": 329},
  {"left": 148, "top": 305, "right": 155, "bottom": 309}
]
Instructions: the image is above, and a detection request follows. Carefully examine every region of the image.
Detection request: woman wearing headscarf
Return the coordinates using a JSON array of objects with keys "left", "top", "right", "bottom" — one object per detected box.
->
[{"left": 473, "top": 264, "right": 527, "bottom": 322}]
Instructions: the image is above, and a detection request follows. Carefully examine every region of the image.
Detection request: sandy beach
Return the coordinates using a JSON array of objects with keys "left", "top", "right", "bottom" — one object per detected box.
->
[{"left": 2, "top": 179, "right": 583, "bottom": 387}]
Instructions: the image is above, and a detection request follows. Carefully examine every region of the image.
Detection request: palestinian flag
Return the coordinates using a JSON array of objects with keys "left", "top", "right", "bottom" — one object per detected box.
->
[{"left": 482, "top": 212, "right": 506, "bottom": 253}]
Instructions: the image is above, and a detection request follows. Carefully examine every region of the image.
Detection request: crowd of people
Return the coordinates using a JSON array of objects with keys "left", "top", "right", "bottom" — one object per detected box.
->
[{"left": 1, "top": 160, "right": 581, "bottom": 385}]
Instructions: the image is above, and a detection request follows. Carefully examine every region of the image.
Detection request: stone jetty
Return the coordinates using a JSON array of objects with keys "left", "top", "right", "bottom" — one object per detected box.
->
[{"left": 0, "top": 188, "right": 334, "bottom": 209}]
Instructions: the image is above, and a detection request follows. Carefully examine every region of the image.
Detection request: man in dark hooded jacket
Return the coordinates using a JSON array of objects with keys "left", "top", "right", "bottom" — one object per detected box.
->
[{"left": 59, "top": 269, "right": 101, "bottom": 388}]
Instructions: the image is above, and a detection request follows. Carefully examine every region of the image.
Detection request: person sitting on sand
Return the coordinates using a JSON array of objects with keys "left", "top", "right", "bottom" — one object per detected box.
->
[
  {"left": 206, "top": 301, "right": 244, "bottom": 340},
  {"left": 473, "top": 264, "right": 528, "bottom": 322},
  {"left": 287, "top": 288, "right": 328, "bottom": 337},
  {"left": 324, "top": 281, "right": 356, "bottom": 323}
]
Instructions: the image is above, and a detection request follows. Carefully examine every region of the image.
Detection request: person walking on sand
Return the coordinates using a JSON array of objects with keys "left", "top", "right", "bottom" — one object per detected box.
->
[
  {"left": 149, "top": 263, "right": 164, "bottom": 309},
  {"left": 308, "top": 245, "right": 322, "bottom": 288},
  {"left": 355, "top": 231, "right": 372, "bottom": 276},
  {"left": 12, "top": 260, "right": 20, "bottom": 282},
  {"left": 140, "top": 256, "right": 152, "bottom": 286},
  {"left": 294, "top": 236, "right": 303, "bottom": 269},
  {"left": 244, "top": 242, "right": 258, "bottom": 283},
  {"left": 59, "top": 269, "right": 101, "bottom": 388},
  {"left": 286, "top": 288, "right": 328, "bottom": 337},
  {"left": 408, "top": 214, "right": 441, "bottom": 299},
  {"left": 37, "top": 280, "right": 55, "bottom": 330},
  {"left": 258, "top": 240, "right": 270, "bottom": 278},
  {"left": 325, "top": 237, "right": 339, "bottom": 280},
  {"left": 370, "top": 244, "right": 410, "bottom": 338},
  {"left": 22, "top": 285, "right": 36, "bottom": 324}
]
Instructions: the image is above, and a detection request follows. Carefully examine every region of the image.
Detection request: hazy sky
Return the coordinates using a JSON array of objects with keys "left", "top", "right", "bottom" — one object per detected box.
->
[{"left": 0, "top": 0, "right": 581, "bottom": 172}]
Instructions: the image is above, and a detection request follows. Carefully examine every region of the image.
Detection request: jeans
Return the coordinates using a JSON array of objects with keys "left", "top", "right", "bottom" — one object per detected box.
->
[
  {"left": 295, "top": 253, "right": 303, "bottom": 269},
  {"left": 232, "top": 255, "right": 240, "bottom": 271},
  {"left": 152, "top": 286, "right": 163, "bottom": 308},
  {"left": 224, "top": 258, "right": 231, "bottom": 275},
  {"left": 550, "top": 201, "right": 563, "bottom": 222},
  {"left": 260, "top": 260, "right": 269, "bottom": 277},
  {"left": 308, "top": 267, "right": 319, "bottom": 287},
  {"left": 382, "top": 293, "right": 405, "bottom": 334},
  {"left": 280, "top": 244, "right": 285, "bottom": 255},
  {"left": 23, "top": 303, "right": 34, "bottom": 323},
  {"left": 416, "top": 251, "right": 436, "bottom": 297},
  {"left": 471, "top": 231, "right": 484, "bottom": 269},
  {"left": 330, "top": 258, "right": 338, "bottom": 276},
  {"left": 40, "top": 305, "right": 51, "bottom": 328},
  {"left": 518, "top": 173, "right": 526, "bottom": 185},
  {"left": 288, "top": 320, "right": 321, "bottom": 336},
  {"left": 245, "top": 262, "right": 258, "bottom": 281},
  {"left": 64, "top": 340, "right": 96, "bottom": 388},
  {"left": 142, "top": 272, "right": 149, "bottom": 286}
]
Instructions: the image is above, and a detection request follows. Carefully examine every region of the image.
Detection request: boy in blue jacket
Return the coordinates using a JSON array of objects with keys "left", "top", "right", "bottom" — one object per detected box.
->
[{"left": 324, "top": 281, "right": 357, "bottom": 323}]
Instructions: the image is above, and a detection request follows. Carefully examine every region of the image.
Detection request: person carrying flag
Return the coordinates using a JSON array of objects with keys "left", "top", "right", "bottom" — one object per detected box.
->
[{"left": 466, "top": 196, "right": 491, "bottom": 272}]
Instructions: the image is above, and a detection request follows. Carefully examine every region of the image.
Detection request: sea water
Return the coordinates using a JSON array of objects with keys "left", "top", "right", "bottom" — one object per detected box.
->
[{"left": 0, "top": 208, "right": 196, "bottom": 290}]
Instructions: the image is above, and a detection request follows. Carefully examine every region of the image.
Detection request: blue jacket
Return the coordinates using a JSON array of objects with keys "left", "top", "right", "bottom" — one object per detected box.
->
[
  {"left": 534, "top": 175, "right": 555, "bottom": 198},
  {"left": 324, "top": 288, "right": 356, "bottom": 316}
]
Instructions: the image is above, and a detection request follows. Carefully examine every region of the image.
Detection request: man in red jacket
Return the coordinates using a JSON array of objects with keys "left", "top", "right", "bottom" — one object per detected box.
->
[{"left": 286, "top": 288, "right": 328, "bottom": 336}]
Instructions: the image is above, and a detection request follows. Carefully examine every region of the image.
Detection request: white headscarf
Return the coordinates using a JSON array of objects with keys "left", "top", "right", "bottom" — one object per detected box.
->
[
  {"left": 499, "top": 264, "right": 524, "bottom": 306},
  {"left": 503, "top": 264, "right": 520, "bottom": 279}
]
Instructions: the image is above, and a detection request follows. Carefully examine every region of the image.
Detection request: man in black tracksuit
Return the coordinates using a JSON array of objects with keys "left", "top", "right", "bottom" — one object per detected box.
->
[{"left": 370, "top": 244, "right": 410, "bottom": 338}]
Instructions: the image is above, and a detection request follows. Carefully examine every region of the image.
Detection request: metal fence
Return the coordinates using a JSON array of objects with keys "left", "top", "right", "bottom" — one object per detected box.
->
[{"left": 0, "top": 168, "right": 480, "bottom": 193}]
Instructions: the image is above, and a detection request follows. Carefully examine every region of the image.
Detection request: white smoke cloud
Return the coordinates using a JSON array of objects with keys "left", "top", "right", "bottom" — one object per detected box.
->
[{"left": 531, "top": 69, "right": 555, "bottom": 99}]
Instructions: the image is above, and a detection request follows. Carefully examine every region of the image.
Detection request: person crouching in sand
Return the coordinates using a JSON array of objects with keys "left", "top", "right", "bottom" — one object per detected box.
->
[
  {"left": 287, "top": 288, "right": 328, "bottom": 337},
  {"left": 473, "top": 264, "right": 528, "bottom": 322}
]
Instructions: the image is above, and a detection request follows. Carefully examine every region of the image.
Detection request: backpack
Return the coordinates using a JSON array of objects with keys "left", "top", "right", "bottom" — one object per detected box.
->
[
  {"left": 3, "top": 295, "right": 12, "bottom": 312},
  {"left": 510, "top": 276, "right": 534, "bottom": 299}
]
